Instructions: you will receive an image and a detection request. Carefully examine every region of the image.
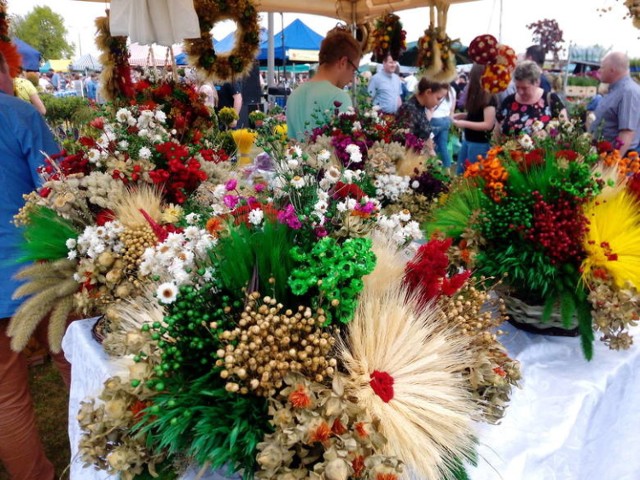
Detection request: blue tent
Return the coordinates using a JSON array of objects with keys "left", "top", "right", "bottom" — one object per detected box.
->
[
  {"left": 175, "top": 30, "right": 270, "bottom": 66},
  {"left": 175, "top": 20, "right": 322, "bottom": 66},
  {"left": 257, "top": 19, "right": 322, "bottom": 63},
  {"left": 12, "top": 37, "right": 42, "bottom": 71}
]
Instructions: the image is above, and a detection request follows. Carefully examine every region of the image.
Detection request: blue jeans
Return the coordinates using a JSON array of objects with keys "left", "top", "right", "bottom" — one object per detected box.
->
[
  {"left": 457, "top": 139, "right": 490, "bottom": 174},
  {"left": 430, "top": 117, "right": 452, "bottom": 168}
]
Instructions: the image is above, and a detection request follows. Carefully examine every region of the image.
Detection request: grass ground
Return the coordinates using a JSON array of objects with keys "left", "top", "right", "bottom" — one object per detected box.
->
[{"left": 0, "top": 358, "right": 71, "bottom": 480}]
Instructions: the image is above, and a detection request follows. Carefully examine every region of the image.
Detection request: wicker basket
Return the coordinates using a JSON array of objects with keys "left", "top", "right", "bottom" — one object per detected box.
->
[{"left": 501, "top": 292, "right": 580, "bottom": 337}]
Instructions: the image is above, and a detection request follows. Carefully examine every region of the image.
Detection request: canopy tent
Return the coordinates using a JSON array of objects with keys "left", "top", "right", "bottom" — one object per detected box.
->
[
  {"left": 128, "top": 43, "right": 181, "bottom": 67},
  {"left": 71, "top": 53, "right": 102, "bottom": 71},
  {"left": 79, "top": 0, "right": 480, "bottom": 30},
  {"left": 108, "top": 0, "right": 200, "bottom": 46},
  {"left": 39, "top": 59, "right": 72, "bottom": 73},
  {"left": 12, "top": 37, "right": 41, "bottom": 71},
  {"left": 257, "top": 18, "right": 323, "bottom": 63}
]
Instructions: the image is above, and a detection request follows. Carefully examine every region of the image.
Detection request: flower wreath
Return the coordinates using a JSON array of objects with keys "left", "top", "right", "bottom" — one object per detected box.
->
[{"left": 185, "top": 0, "right": 260, "bottom": 82}]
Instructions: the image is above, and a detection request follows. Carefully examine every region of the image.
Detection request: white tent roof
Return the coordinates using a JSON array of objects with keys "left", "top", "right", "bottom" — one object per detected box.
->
[
  {"left": 79, "top": 0, "right": 480, "bottom": 43},
  {"left": 71, "top": 53, "right": 102, "bottom": 71},
  {"left": 128, "top": 43, "right": 181, "bottom": 67}
]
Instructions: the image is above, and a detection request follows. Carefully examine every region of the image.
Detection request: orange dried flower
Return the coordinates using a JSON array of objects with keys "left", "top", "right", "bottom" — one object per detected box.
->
[
  {"left": 308, "top": 421, "right": 332, "bottom": 445},
  {"left": 205, "top": 217, "right": 225, "bottom": 237},
  {"left": 288, "top": 384, "right": 312, "bottom": 409},
  {"left": 354, "top": 421, "right": 369, "bottom": 438},
  {"left": 376, "top": 474, "right": 399, "bottom": 480}
]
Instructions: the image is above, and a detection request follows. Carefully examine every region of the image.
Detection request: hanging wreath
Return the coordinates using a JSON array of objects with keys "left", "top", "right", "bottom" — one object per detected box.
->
[
  {"left": 355, "top": 22, "right": 374, "bottom": 55},
  {"left": 95, "top": 14, "right": 134, "bottom": 102},
  {"left": 370, "top": 13, "right": 406, "bottom": 62},
  {"left": 185, "top": 0, "right": 260, "bottom": 82},
  {"left": 0, "top": 0, "right": 21, "bottom": 77}
]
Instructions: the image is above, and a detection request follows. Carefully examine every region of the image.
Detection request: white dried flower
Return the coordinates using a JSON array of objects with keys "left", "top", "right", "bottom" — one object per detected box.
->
[{"left": 156, "top": 282, "right": 179, "bottom": 304}]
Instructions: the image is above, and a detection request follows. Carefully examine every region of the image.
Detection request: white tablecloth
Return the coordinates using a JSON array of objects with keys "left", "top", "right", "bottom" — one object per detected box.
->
[{"left": 63, "top": 319, "right": 640, "bottom": 480}]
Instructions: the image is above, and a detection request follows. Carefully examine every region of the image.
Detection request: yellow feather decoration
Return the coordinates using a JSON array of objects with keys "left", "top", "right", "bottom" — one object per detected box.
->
[{"left": 582, "top": 188, "right": 640, "bottom": 289}]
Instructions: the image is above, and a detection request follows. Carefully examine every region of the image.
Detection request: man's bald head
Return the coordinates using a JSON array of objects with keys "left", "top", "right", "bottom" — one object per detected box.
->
[{"left": 600, "top": 51, "right": 629, "bottom": 84}]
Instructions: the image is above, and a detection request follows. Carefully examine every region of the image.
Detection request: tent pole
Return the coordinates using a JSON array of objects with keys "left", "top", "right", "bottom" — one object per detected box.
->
[
  {"left": 281, "top": 12, "right": 288, "bottom": 104},
  {"left": 267, "top": 13, "right": 275, "bottom": 89}
]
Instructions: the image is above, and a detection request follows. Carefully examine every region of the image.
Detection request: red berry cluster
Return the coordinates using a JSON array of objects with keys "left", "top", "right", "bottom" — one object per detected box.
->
[{"left": 526, "top": 191, "right": 589, "bottom": 265}]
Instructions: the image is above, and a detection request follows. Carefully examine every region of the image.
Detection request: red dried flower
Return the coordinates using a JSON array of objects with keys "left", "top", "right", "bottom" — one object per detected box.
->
[
  {"left": 332, "top": 181, "right": 366, "bottom": 201},
  {"left": 556, "top": 149, "right": 579, "bottom": 161},
  {"left": 331, "top": 418, "right": 347, "bottom": 435},
  {"left": 352, "top": 456, "right": 365, "bottom": 478},
  {"left": 370, "top": 370, "right": 394, "bottom": 402},
  {"left": 404, "top": 238, "right": 470, "bottom": 305}
]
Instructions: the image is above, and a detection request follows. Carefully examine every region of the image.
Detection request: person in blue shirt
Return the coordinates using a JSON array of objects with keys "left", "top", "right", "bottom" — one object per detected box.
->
[
  {"left": 0, "top": 51, "right": 66, "bottom": 480},
  {"left": 84, "top": 73, "right": 98, "bottom": 101},
  {"left": 50, "top": 69, "right": 61, "bottom": 91},
  {"left": 368, "top": 54, "right": 403, "bottom": 114}
]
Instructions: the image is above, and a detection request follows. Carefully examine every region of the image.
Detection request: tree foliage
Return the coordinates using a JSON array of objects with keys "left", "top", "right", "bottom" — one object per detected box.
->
[
  {"left": 526, "top": 18, "right": 564, "bottom": 60},
  {"left": 11, "top": 6, "right": 74, "bottom": 59}
]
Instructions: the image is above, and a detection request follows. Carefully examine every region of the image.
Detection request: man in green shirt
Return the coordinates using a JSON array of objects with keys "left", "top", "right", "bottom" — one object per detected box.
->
[{"left": 286, "top": 29, "right": 362, "bottom": 141}]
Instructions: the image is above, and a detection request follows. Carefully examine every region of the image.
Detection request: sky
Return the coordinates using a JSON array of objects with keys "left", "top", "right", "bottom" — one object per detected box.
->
[{"left": 6, "top": 0, "right": 640, "bottom": 61}]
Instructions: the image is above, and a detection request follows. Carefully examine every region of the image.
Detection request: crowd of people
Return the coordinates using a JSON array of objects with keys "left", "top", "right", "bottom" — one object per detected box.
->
[{"left": 286, "top": 33, "right": 640, "bottom": 173}]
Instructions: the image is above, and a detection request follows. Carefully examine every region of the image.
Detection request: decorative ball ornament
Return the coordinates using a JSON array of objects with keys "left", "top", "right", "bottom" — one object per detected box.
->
[
  {"left": 468, "top": 34, "right": 499, "bottom": 65},
  {"left": 494, "top": 44, "right": 517, "bottom": 71},
  {"left": 185, "top": 0, "right": 260, "bottom": 82},
  {"left": 481, "top": 64, "right": 512, "bottom": 94}
]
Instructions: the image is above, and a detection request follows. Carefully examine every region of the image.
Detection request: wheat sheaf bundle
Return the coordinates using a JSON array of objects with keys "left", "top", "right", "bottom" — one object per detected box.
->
[
  {"left": 8, "top": 258, "right": 79, "bottom": 353},
  {"left": 338, "top": 238, "right": 477, "bottom": 479}
]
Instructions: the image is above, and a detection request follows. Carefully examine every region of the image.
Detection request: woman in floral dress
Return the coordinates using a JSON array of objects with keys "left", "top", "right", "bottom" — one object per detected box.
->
[{"left": 495, "top": 61, "right": 567, "bottom": 137}]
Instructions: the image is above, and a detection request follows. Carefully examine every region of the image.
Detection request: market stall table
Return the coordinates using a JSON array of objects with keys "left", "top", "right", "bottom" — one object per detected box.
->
[
  {"left": 53, "top": 90, "right": 79, "bottom": 98},
  {"left": 63, "top": 318, "right": 640, "bottom": 480}
]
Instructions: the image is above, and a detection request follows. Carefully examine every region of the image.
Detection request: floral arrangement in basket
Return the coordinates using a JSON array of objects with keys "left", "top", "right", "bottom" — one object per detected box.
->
[
  {"left": 7, "top": 78, "right": 232, "bottom": 354},
  {"left": 427, "top": 119, "right": 640, "bottom": 359},
  {"left": 370, "top": 13, "right": 407, "bottom": 62},
  {"left": 71, "top": 133, "right": 519, "bottom": 479}
]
